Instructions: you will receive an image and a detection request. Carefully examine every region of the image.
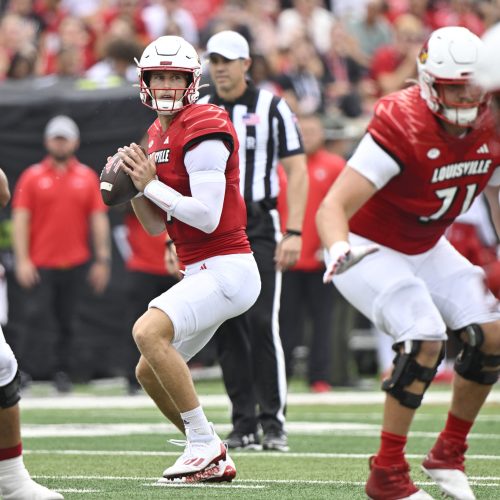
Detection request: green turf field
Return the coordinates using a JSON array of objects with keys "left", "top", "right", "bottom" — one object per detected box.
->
[{"left": 18, "top": 379, "right": 500, "bottom": 499}]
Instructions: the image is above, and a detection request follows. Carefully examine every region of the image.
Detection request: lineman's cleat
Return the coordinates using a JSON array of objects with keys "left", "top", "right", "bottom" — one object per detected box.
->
[
  {"left": 162, "top": 423, "right": 226, "bottom": 480},
  {"left": 422, "top": 438, "right": 475, "bottom": 500},
  {"left": 365, "top": 456, "right": 434, "bottom": 500}
]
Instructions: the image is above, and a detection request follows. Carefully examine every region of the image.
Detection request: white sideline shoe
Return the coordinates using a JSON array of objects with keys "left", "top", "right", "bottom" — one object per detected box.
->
[
  {"left": 162, "top": 423, "right": 226, "bottom": 480},
  {"left": 421, "top": 466, "right": 475, "bottom": 500},
  {"left": 0, "top": 457, "right": 64, "bottom": 500},
  {"left": 158, "top": 452, "right": 236, "bottom": 484}
]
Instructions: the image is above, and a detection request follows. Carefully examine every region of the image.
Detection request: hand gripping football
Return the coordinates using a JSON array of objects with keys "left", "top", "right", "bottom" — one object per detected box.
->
[{"left": 100, "top": 152, "right": 138, "bottom": 206}]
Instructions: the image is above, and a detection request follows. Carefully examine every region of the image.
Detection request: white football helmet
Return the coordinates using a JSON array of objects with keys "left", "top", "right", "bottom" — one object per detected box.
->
[
  {"left": 136, "top": 36, "right": 202, "bottom": 115},
  {"left": 418, "top": 26, "right": 486, "bottom": 127}
]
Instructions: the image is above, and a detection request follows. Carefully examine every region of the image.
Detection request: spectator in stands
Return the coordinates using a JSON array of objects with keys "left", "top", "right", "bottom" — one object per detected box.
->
[
  {"left": 99, "top": 0, "right": 149, "bottom": 46},
  {"left": 369, "top": 13, "right": 425, "bottom": 96},
  {"left": 86, "top": 37, "right": 143, "bottom": 84},
  {"left": 6, "top": 0, "right": 44, "bottom": 40},
  {"left": 346, "top": 0, "right": 393, "bottom": 64},
  {"left": 244, "top": 0, "right": 281, "bottom": 65},
  {"left": 432, "top": 0, "right": 485, "bottom": 36},
  {"left": 33, "top": 0, "right": 68, "bottom": 34},
  {"left": 60, "top": 0, "right": 100, "bottom": 20},
  {"left": 53, "top": 44, "right": 85, "bottom": 78},
  {"left": 0, "top": 13, "right": 37, "bottom": 80},
  {"left": 275, "top": 36, "right": 332, "bottom": 115},
  {"left": 276, "top": 0, "right": 335, "bottom": 55},
  {"left": 323, "top": 22, "right": 368, "bottom": 117},
  {"left": 200, "top": 0, "right": 253, "bottom": 49},
  {"left": 5, "top": 46, "right": 37, "bottom": 79},
  {"left": 279, "top": 114, "right": 345, "bottom": 392},
  {"left": 38, "top": 15, "right": 95, "bottom": 76},
  {"left": 11, "top": 115, "right": 111, "bottom": 393},
  {"left": 248, "top": 53, "right": 283, "bottom": 96},
  {"left": 142, "top": 0, "right": 199, "bottom": 47}
]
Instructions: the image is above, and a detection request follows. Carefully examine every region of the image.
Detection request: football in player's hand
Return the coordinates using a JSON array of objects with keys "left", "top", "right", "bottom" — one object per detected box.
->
[{"left": 100, "top": 153, "right": 138, "bottom": 206}]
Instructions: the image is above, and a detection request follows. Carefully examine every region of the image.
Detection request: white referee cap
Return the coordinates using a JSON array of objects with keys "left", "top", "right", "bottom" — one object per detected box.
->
[{"left": 206, "top": 30, "right": 250, "bottom": 60}]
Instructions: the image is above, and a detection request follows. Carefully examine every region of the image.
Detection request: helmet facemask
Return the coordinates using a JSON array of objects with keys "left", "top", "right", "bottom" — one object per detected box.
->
[
  {"left": 422, "top": 74, "right": 486, "bottom": 127},
  {"left": 417, "top": 27, "right": 487, "bottom": 128},
  {"left": 140, "top": 68, "right": 200, "bottom": 115}
]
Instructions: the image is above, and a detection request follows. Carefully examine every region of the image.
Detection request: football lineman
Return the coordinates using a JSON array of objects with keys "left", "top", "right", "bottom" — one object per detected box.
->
[
  {"left": 117, "top": 36, "right": 261, "bottom": 483},
  {"left": 0, "top": 167, "right": 63, "bottom": 499},
  {"left": 317, "top": 26, "right": 500, "bottom": 500}
]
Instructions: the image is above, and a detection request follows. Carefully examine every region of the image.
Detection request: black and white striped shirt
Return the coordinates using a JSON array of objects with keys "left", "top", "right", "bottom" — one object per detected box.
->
[{"left": 198, "top": 83, "right": 304, "bottom": 204}]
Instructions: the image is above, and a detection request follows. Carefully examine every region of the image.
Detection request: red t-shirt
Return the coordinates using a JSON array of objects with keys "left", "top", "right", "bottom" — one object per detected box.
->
[
  {"left": 350, "top": 85, "right": 500, "bottom": 254},
  {"left": 125, "top": 213, "right": 168, "bottom": 275},
  {"left": 13, "top": 156, "right": 107, "bottom": 268},
  {"left": 147, "top": 103, "right": 251, "bottom": 265},
  {"left": 278, "top": 150, "right": 345, "bottom": 271}
]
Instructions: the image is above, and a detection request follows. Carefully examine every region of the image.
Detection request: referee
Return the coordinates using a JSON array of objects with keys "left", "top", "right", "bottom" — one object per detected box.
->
[{"left": 199, "top": 30, "right": 308, "bottom": 451}]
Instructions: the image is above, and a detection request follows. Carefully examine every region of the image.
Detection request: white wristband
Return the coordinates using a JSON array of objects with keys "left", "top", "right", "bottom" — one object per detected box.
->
[{"left": 144, "top": 179, "right": 182, "bottom": 215}]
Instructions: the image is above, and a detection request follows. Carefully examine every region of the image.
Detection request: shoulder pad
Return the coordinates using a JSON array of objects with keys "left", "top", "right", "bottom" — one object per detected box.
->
[
  {"left": 368, "top": 86, "right": 423, "bottom": 158},
  {"left": 182, "top": 104, "right": 234, "bottom": 151}
]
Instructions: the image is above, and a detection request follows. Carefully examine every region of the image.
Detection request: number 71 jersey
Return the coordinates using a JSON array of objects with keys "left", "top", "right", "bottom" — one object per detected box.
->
[{"left": 349, "top": 85, "right": 500, "bottom": 255}]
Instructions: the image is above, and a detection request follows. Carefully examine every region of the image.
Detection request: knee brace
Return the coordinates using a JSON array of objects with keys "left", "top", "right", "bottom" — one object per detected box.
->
[
  {"left": 0, "top": 370, "right": 21, "bottom": 408},
  {"left": 454, "top": 324, "right": 500, "bottom": 385},
  {"left": 382, "top": 340, "right": 444, "bottom": 409}
]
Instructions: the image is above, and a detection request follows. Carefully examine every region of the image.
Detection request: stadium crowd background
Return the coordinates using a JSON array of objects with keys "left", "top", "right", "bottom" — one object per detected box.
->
[
  {"left": 1, "top": 0, "right": 500, "bottom": 389},
  {"left": 2, "top": 0, "right": 499, "bottom": 118}
]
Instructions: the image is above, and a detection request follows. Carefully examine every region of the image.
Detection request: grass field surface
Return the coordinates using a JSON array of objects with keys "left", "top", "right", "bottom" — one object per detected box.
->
[{"left": 17, "top": 379, "right": 500, "bottom": 499}]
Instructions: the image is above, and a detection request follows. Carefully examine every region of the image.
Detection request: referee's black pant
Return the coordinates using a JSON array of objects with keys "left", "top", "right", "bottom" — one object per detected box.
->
[{"left": 214, "top": 204, "right": 287, "bottom": 436}]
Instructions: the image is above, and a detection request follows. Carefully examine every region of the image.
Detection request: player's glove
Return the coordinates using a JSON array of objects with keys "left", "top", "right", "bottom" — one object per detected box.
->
[{"left": 323, "top": 241, "right": 380, "bottom": 283}]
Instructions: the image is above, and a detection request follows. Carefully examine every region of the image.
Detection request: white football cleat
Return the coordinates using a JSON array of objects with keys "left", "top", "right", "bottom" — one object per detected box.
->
[
  {"left": 421, "top": 467, "right": 475, "bottom": 500},
  {"left": 1, "top": 478, "right": 64, "bottom": 500},
  {"left": 422, "top": 438, "right": 475, "bottom": 500},
  {"left": 162, "top": 424, "right": 226, "bottom": 480},
  {"left": 158, "top": 452, "right": 236, "bottom": 484}
]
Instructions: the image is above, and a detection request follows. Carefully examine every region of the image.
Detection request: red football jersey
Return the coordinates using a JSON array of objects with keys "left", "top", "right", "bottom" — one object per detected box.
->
[
  {"left": 147, "top": 103, "right": 251, "bottom": 265},
  {"left": 350, "top": 85, "right": 500, "bottom": 254}
]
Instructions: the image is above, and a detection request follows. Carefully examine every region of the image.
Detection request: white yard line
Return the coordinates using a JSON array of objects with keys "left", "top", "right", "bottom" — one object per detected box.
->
[
  {"left": 20, "top": 421, "right": 500, "bottom": 440},
  {"left": 19, "top": 390, "right": 500, "bottom": 409},
  {"left": 27, "top": 450, "right": 500, "bottom": 460},
  {"left": 31, "top": 476, "right": 500, "bottom": 488}
]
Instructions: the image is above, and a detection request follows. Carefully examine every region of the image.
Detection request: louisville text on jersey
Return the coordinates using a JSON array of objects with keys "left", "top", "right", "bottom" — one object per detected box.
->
[
  {"left": 431, "top": 159, "right": 492, "bottom": 183},
  {"left": 153, "top": 149, "right": 170, "bottom": 164}
]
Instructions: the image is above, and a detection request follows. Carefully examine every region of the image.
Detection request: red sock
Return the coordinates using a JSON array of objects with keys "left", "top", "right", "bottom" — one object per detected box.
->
[
  {"left": 440, "top": 412, "right": 473, "bottom": 445},
  {"left": 0, "top": 443, "right": 22, "bottom": 461},
  {"left": 375, "top": 431, "right": 407, "bottom": 467}
]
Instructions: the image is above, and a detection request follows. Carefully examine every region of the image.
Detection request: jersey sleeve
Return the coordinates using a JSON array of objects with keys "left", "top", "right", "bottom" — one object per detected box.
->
[
  {"left": 348, "top": 133, "right": 401, "bottom": 189},
  {"left": 182, "top": 104, "right": 235, "bottom": 153}
]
